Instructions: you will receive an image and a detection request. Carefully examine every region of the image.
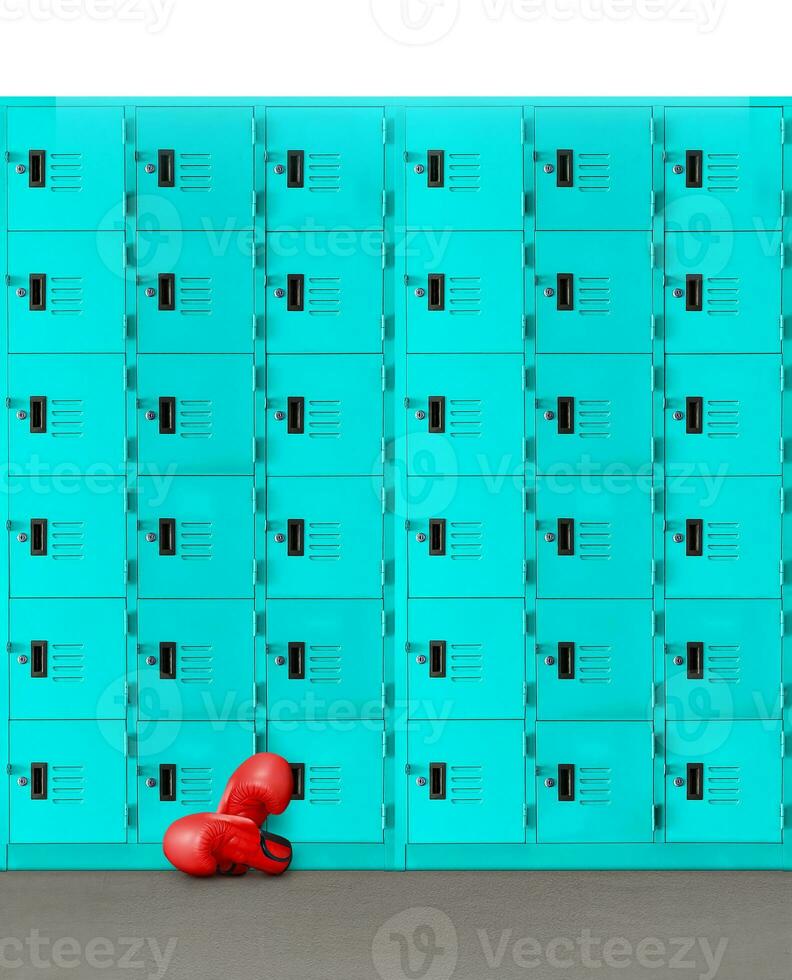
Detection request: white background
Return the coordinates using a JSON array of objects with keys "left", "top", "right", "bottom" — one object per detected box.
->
[{"left": 0, "top": 0, "right": 787, "bottom": 96}]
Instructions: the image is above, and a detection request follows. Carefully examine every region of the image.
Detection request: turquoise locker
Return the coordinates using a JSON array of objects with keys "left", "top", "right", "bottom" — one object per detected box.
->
[
  {"left": 267, "top": 722, "right": 384, "bottom": 843},
  {"left": 665, "top": 720, "right": 782, "bottom": 843},
  {"left": 9, "top": 354, "right": 126, "bottom": 475},
  {"left": 266, "top": 354, "right": 383, "bottom": 476},
  {"left": 536, "top": 722, "right": 654, "bottom": 843},
  {"left": 137, "top": 354, "right": 254, "bottom": 476},
  {"left": 8, "top": 231, "right": 125, "bottom": 354},
  {"left": 407, "top": 477, "right": 524, "bottom": 599},
  {"left": 535, "top": 232, "right": 652, "bottom": 354},
  {"left": 536, "top": 600, "right": 653, "bottom": 721},
  {"left": 136, "top": 231, "right": 254, "bottom": 354},
  {"left": 9, "top": 720, "right": 126, "bottom": 843},
  {"left": 408, "top": 720, "right": 525, "bottom": 844},
  {"left": 9, "top": 599, "right": 126, "bottom": 721},
  {"left": 665, "top": 107, "right": 782, "bottom": 232},
  {"left": 664, "top": 233, "right": 781, "bottom": 354},
  {"left": 7, "top": 107, "right": 124, "bottom": 231},
  {"left": 665, "top": 600, "right": 782, "bottom": 722},
  {"left": 535, "top": 477, "right": 653, "bottom": 599},
  {"left": 9, "top": 476, "right": 126, "bottom": 599},
  {"left": 535, "top": 354, "right": 652, "bottom": 475},
  {"left": 665, "top": 477, "right": 781, "bottom": 599},
  {"left": 136, "top": 107, "right": 254, "bottom": 231},
  {"left": 265, "top": 107, "right": 384, "bottom": 231},
  {"left": 137, "top": 721, "right": 253, "bottom": 843},
  {"left": 665, "top": 354, "right": 781, "bottom": 477},
  {"left": 265, "top": 232, "right": 383, "bottom": 354},
  {"left": 406, "top": 232, "right": 524, "bottom": 354},
  {"left": 535, "top": 108, "right": 652, "bottom": 231},
  {"left": 406, "top": 354, "right": 524, "bottom": 478},
  {"left": 137, "top": 476, "right": 253, "bottom": 600},
  {"left": 266, "top": 476, "right": 383, "bottom": 599},
  {"left": 137, "top": 599, "right": 255, "bottom": 722},
  {"left": 405, "top": 107, "right": 524, "bottom": 230},
  {"left": 407, "top": 599, "right": 525, "bottom": 721},
  {"left": 266, "top": 599, "right": 383, "bottom": 719}
]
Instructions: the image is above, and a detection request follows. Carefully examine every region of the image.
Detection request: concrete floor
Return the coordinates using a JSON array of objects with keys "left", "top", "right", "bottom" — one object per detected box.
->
[{"left": 1, "top": 871, "right": 790, "bottom": 979}]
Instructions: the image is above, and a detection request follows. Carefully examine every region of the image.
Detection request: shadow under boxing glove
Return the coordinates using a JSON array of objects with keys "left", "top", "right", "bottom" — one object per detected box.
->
[
  {"left": 163, "top": 812, "right": 293, "bottom": 878},
  {"left": 217, "top": 752, "right": 294, "bottom": 827}
]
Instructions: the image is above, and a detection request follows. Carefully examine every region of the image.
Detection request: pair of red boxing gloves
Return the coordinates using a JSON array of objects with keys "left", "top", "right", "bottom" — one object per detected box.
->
[{"left": 163, "top": 753, "right": 294, "bottom": 877}]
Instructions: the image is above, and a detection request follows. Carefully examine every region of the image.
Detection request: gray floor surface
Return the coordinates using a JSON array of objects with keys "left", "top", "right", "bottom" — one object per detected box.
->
[{"left": 0, "top": 871, "right": 789, "bottom": 979}]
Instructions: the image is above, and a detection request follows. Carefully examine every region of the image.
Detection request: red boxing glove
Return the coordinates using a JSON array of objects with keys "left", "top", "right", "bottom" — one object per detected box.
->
[
  {"left": 163, "top": 812, "right": 292, "bottom": 877},
  {"left": 217, "top": 752, "right": 294, "bottom": 826}
]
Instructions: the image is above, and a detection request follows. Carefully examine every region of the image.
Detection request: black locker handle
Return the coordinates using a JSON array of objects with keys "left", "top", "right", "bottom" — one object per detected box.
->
[
  {"left": 556, "top": 149, "right": 573, "bottom": 187},
  {"left": 686, "top": 519, "right": 703, "bottom": 557},
  {"left": 557, "top": 397, "right": 574, "bottom": 435},
  {"left": 685, "top": 150, "right": 703, "bottom": 188},
  {"left": 288, "top": 641, "right": 306, "bottom": 680},
  {"left": 686, "top": 762, "right": 704, "bottom": 800},
  {"left": 428, "top": 396, "right": 446, "bottom": 434},
  {"left": 287, "top": 274, "right": 305, "bottom": 312},
  {"left": 685, "top": 396, "right": 703, "bottom": 435},
  {"left": 30, "top": 640, "right": 48, "bottom": 678},
  {"left": 556, "top": 273, "right": 574, "bottom": 311},
  {"left": 558, "top": 764, "right": 575, "bottom": 801},
  {"left": 30, "top": 519, "right": 47, "bottom": 557},
  {"left": 428, "top": 519, "right": 446, "bottom": 556},
  {"left": 158, "top": 273, "right": 175, "bottom": 311},
  {"left": 428, "top": 640, "right": 447, "bottom": 678},
  {"left": 557, "top": 518, "right": 574, "bottom": 557},
  {"left": 30, "top": 763, "right": 48, "bottom": 800},
  {"left": 429, "top": 762, "right": 446, "bottom": 800},
  {"left": 685, "top": 274, "right": 703, "bottom": 312},
  {"left": 159, "top": 641, "right": 177, "bottom": 680},
  {"left": 290, "top": 763, "right": 305, "bottom": 800},
  {"left": 427, "top": 150, "right": 444, "bottom": 188},
  {"left": 287, "top": 397, "right": 305, "bottom": 434},
  {"left": 686, "top": 641, "right": 704, "bottom": 680},
  {"left": 158, "top": 397, "right": 176, "bottom": 435},
  {"left": 159, "top": 764, "right": 176, "bottom": 802},
  {"left": 159, "top": 518, "right": 176, "bottom": 557},
  {"left": 287, "top": 150, "right": 304, "bottom": 188},
  {"left": 28, "top": 150, "right": 45, "bottom": 188},
  {"left": 427, "top": 274, "right": 445, "bottom": 311},
  {"left": 557, "top": 641, "right": 575, "bottom": 680},
  {"left": 29, "top": 396, "right": 47, "bottom": 434},
  {"left": 29, "top": 273, "right": 46, "bottom": 311},
  {"left": 287, "top": 519, "right": 305, "bottom": 557},
  {"left": 157, "top": 149, "right": 175, "bottom": 188}
]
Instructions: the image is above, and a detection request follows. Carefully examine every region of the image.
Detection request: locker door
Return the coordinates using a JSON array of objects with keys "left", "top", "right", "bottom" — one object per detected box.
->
[
  {"left": 535, "top": 477, "right": 653, "bottom": 599},
  {"left": 535, "top": 232, "right": 653, "bottom": 354},
  {"left": 8, "top": 231, "right": 125, "bottom": 354},
  {"left": 407, "top": 599, "right": 525, "bottom": 721},
  {"left": 665, "top": 233, "right": 781, "bottom": 354},
  {"left": 9, "top": 477, "right": 126, "bottom": 599},
  {"left": 536, "top": 600, "right": 653, "bottom": 721},
  {"left": 536, "top": 722, "right": 653, "bottom": 843},
  {"left": 267, "top": 722, "right": 384, "bottom": 843},
  {"left": 665, "top": 354, "right": 781, "bottom": 476},
  {"left": 408, "top": 720, "right": 525, "bottom": 844},
  {"left": 137, "top": 231, "right": 254, "bottom": 354},
  {"left": 406, "top": 232, "right": 524, "bottom": 354},
  {"left": 137, "top": 476, "right": 253, "bottom": 599},
  {"left": 10, "top": 720, "right": 126, "bottom": 843},
  {"left": 407, "top": 354, "right": 524, "bottom": 477},
  {"left": 535, "top": 108, "right": 652, "bottom": 231},
  {"left": 407, "top": 477, "right": 524, "bottom": 599},
  {"left": 138, "top": 599, "right": 255, "bottom": 722},
  {"left": 8, "top": 107, "right": 124, "bottom": 230},
  {"left": 137, "top": 721, "right": 253, "bottom": 843},
  {"left": 665, "top": 477, "right": 781, "bottom": 599},
  {"left": 266, "top": 477, "right": 383, "bottom": 599},
  {"left": 405, "top": 107, "right": 523, "bottom": 230},
  {"left": 266, "top": 232, "right": 383, "bottom": 354},
  {"left": 138, "top": 354, "right": 254, "bottom": 476},
  {"left": 665, "top": 600, "right": 782, "bottom": 722},
  {"left": 136, "top": 107, "right": 254, "bottom": 231},
  {"left": 10, "top": 599, "right": 126, "bottom": 721},
  {"left": 665, "top": 721, "right": 782, "bottom": 843},
  {"left": 536, "top": 354, "right": 652, "bottom": 475},
  {"left": 665, "top": 107, "right": 782, "bottom": 232},
  {"left": 266, "top": 354, "right": 383, "bottom": 476},
  {"left": 10, "top": 354, "right": 126, "bottom": 475},
  {"left": 266, "top": 107, "right": 384, "bottom": 231},
  {"left": 266, "top": 599, "right": 383, "bottom": 719}
]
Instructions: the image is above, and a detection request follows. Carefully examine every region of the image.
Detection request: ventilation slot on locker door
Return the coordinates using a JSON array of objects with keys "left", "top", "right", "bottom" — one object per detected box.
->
[
  {"left": 686, "top": 642, "right": 704, "bottom": 680},
  {"left": 686, "top": 763, "right": 704, "bottom": 800},
  {"left": 556, "top": 274, "right": 573, "bottom": 311},
  {"left": 557, "top": 764, "right": 575, "bottom": 801},
  {"left": 28, "top": 150, "right": 45, "bottom": 188},
  {"left": 685, "top": 519, "right": 703, "bottom": 557},
  {"left": 429, "top": 763, "right": 446, "bottom": 800},
  {"left": 427, "top": 274, "right": 445, "bottom": 311},
  {"left": 428, "top": 519, "right": 446, "bottom": 556},
  {"left": 427, "top": 150, "right": 444, "bottom": 188},
  {"left": 29, "top": 396, "right": 47, "bottom": 434},
  {"left": 685, "top": 150, "right": 703, "bottom": 188},
  {"left": 428, "top": 640, "right": 447, "bottom": 678},
  {"left": 159, "top": 642, "right": 177, "bottom": 680},
  {"left": 287, "top": 519, "right": 305, "bottom": 557},
  {"left": 287, "top": 397, "right": 305, "bottom": 434},
  {"left": 428, "top": 396, "right": 446, "bottom": 434},
  {"left": 290, "top": 763, "right": 305, "bottom": 800},
  {"left": 288, "top": 642, "right": 306, "bottom": 680},
  {"left": 30, "top": 763, "right": 48, "bottom": 800},
  {"left": 557, "top": 518, "right": 574, "bottom": 556},
  {"left": 557, "top": 641, "right": 575, "bottom": 680},
  {"left": 287, "top": 150, "right": 305, "bottom": 188},
  {"left": 157, "top": 149, "right": 175, "bottom": 188},
  {"left": 685, "top": 397, "right": 703, "bottom": 435},
  {"left": 159, "top": 764, "right": 177, "bottom": 802},
  {"left": 30, "top": 640, "right": 48, "bottom": 678},
  {"left": 29, "top": 274, "right": 46, "bottom": 311}
]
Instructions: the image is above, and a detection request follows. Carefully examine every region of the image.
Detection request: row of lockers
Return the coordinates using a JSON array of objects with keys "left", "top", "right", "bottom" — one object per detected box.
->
[
  {"left": 5, "top": 106, "right": 785, "bottom": 231},
  {"left": 8, "top": 718, "right": 783, "bottom": 845},
  {"left": 6, "top": 474, "right": 782, "bottom": 599},
  {"left": 6, "top": 230, "right": 783, "bottom": 355},
  {"left": 7, "top": 597, "right": 781, "bottom": 722}
]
